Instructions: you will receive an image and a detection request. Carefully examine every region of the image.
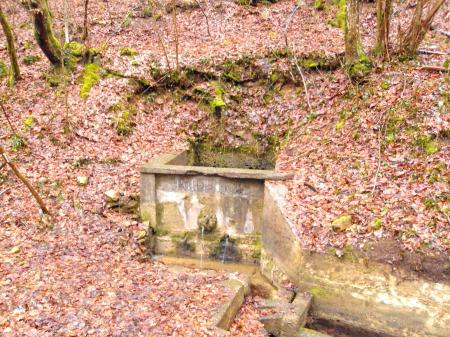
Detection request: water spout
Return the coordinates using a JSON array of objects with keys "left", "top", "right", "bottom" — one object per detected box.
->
[
  {"left": 200, "top": 226, "right": 205, "bottom": 268},
  {"left": 221, "top": 235, "right": 229, "bottom": 264}
]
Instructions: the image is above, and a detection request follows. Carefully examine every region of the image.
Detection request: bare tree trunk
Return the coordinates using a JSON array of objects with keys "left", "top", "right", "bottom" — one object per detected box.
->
[
  {"left": 21, "top": 0, "right": 62, "bottom": 65},
  {"left": 0, "top": 5, "right": 21, "bottom": 82},
  {"left": 374, "top": 0, "right": 392, "bottom": 59},
  {"left": 82, "top": 0, "right": 89, "bottom": 41},
  {"left": 0, "top": 144, "right": 49, "bottom": 214},
  {"left": 345, "top": 0, "right": 361, "bottom": 65},
  {"left": 172, "top": 0, "right": 179, "bottom": 72},
  {"left": 63, "top": 0, "right": 70, "bottom": 43},
  {"left": 398, "top": 0, "right": 445, "bottom": 56}
]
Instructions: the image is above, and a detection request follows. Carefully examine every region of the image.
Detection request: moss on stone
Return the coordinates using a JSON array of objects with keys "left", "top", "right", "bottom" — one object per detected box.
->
[
  {"left": 80, "top": 63, "right": 100, "bottom": 99},
  {"left": 120, "top": 47, "right": 137, "bottom": 57},
  {"left": 310, "top": 286, "right": 332, "bottom": 298},
  {"left": 116, "top": 108, "right": 136, "bottom": 136},
  {"left": 65, "top": 41, "right": 85, "bottom": 57}
]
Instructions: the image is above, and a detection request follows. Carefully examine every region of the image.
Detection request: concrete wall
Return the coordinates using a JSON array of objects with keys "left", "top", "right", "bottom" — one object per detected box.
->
[
  {"left": 141, "top": 173, "right": 264, "bottom": 235},
  {"left": 141, "top": 171, "right": 265, "bottom": 263},
  {"left": 261, "top": 184, "right": 450, "bottom": 337}
]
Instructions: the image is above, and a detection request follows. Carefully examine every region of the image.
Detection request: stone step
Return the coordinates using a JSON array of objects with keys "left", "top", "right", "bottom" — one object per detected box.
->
[
  {"left": 256, "top": 292, "right": 312, "bottom": 337},
  {"left": 297, "top": 327, "right": 332, "bottom": 337},
  {"left": 211, "top": 277, "right": 250, "bottom": 331}
]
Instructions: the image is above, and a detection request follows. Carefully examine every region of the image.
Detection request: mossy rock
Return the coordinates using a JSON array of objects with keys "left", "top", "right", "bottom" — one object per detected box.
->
[
  {"left": 116, "top": 109, "right": 136, "bottom": 136},
  {"left": 120, "top": 47, "right": 137, "bottom": 57},
  {"left": 220, "top": 56, "right": 264, "bottom": 83},
  {"left": 165, "top": 0, "right": 200, "bottom": 13},
  {"left": 297, "top": 52, "right": 342, "bottom": 71},
  {"left": 331, "top": 215, "right": 353, "bottom": 232},
  {"left": 347, "top": 55, "right": 372, "bottom": 81}
]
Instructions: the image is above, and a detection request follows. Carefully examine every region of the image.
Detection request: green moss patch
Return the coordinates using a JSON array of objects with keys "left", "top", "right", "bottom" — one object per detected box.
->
[
  {"left": 80, "top": 63, "right": 100, "bottom": 99},
  {"left": 23, "top": 55, "right": 40, "bottom": 65}
]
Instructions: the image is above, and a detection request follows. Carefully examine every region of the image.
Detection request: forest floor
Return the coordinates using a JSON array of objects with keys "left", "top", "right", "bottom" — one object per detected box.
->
[{"left": 0, "top": 0, "right": 449, "bottom": 336}]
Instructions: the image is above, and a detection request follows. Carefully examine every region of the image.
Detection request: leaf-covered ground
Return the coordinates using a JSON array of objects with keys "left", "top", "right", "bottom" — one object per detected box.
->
[{"left": 0, "top": 0, "right": 449, "bottom": 335}]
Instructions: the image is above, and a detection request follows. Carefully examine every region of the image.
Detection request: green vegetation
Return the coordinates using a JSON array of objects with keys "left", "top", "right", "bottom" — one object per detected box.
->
[
  {"left": 80, "top": 63, "right": 100, "bottom": 99},
  {"left": 10, "top": 134, "right": 25, "bottom": 151},
  {"left": 414, "top": 134, "right": 440, "bottom": 155},
  {"left": 0, "top": 60, "right": 8, "bottom": 78},
  {"left": 120, "top": 47, "right": 137, "bottom": 57},
  {"left": 23, "top": 55, "right": 40, "bottom": 65},
  {"left": 116, "top": 108, "right": 136, "bottom": 136},
  {"left": 23, "top": 116, "right": 34, "bottom": 128},
  {"left": 314, "top": 0, "right": 324, "bottom": 10}
]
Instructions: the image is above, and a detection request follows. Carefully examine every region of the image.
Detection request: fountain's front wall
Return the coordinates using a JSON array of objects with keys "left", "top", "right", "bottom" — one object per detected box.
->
[{"left": 141, "top": 172, "right": 263, "bottom": 263}]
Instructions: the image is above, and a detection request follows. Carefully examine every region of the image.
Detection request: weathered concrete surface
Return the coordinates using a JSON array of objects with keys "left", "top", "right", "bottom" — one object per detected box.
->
[
  {"left": 211, "top": 278, "right": 248, "bottom": 330},
  {"left": 298, "top": 328, "right": 331, "bottom": 337},
  {"left": 140, "top": 152, "right": 294, "bottom": 180},
  {"left": 261, "top": 183, "right": 450, "bottom": 337},
  {"left": 256, "top": 292, "right": 312, "bottom": 337},
  {"left": 141, "top": 151, "right": 289, "bottom": 262}
]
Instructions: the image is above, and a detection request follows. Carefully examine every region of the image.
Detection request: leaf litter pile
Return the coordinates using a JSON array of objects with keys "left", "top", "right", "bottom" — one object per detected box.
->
[{"left": 0, "top": 0, "right": 449, "bottom": 336}]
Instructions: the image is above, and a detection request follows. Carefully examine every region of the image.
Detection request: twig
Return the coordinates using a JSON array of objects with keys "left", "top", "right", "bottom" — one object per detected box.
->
[
  {"left": 0, "top": 188, "right": 9, "bottom": 197},
  {"left": 419, "top": 48, "right": 450, "bottom": 55},
  {"left": 194, "top": 0, "right": 211, "bottom": 37},
  {"left": 304, "top": 182, "right": 317, "bottom": 192},
  {"left": 417, "top": 65, "right": 450, "bottom": 72},
  {"left": 0, "top": 144, "right": 49, "bottom": 214},
  {"left": 371, "top": 118, "right": 387, "bottom": 195},
  {"left": 172, "top": 0, "right": 180, "bottom": 72},
  {"left": 0, "top": 101, "right": 18, "bottom": 135},
  {"left": 283, "top": 1, "right": 301, "bottom": 48},
  {"left": 292, "top": 51, "right": 313, "bottom": 114},
  {"left": 156, "top": 28, "right": 173, "bottom": 72},
  {"left": 433, "top": 29, "right": 450, "bottom": 38}
]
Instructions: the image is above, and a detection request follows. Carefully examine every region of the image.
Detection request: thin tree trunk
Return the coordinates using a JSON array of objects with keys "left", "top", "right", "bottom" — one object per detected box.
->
[
  {"left": 345, "top": 0, "right": 361, "bottom": 65},
  {"left": 82, "top": 0, "right": 89, "bottom": 41},
  {"left": 22, "top": 0, "right": 62, "bottom": 65},
  {"left": 375, "top": 0, "right": 392, "bottom": 59},
  {"left": 0, "top": 144, "right": 49, "bottom": 214},
  {"left": 398, "top": 0, "right": 445, "bottom": 56},
  {"left": 63, "top": 0, "right": 70, "bottom": 43},
  {"left": 0, "top": 5, "right": 21, "bottom": 82},
  {"left": 172, "top": 0, "right": 179, "bottom": 72}
]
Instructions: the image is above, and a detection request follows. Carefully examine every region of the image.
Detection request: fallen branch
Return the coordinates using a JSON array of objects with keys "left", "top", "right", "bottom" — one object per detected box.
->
[
  {"left": 419, "top": 48, "right": 450, "bottom": 55},
  {"left": 0, "top": 144, "right": 49, "bottom": 214},
  {"left": 0, "top": 101, "right": 18, "bottom": 135},
  {"left": 0, "top": 188, "right": 9, "bottom": 197},
  {"left": 430, "top": 25, "right": 450, "bottom": 38},
  {"left": 418, "top": 65, "right": 450, "bottom": 72}
]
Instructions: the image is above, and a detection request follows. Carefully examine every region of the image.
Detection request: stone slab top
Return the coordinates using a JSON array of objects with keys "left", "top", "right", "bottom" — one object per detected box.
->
[{"left": 140, "top": 152, "right": 294, "bottom": 181}]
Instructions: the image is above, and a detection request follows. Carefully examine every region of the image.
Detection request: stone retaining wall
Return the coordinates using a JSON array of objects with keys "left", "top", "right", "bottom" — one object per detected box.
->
[{"left": 261, "top": 184, "right": 450, "bottom": 337}]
